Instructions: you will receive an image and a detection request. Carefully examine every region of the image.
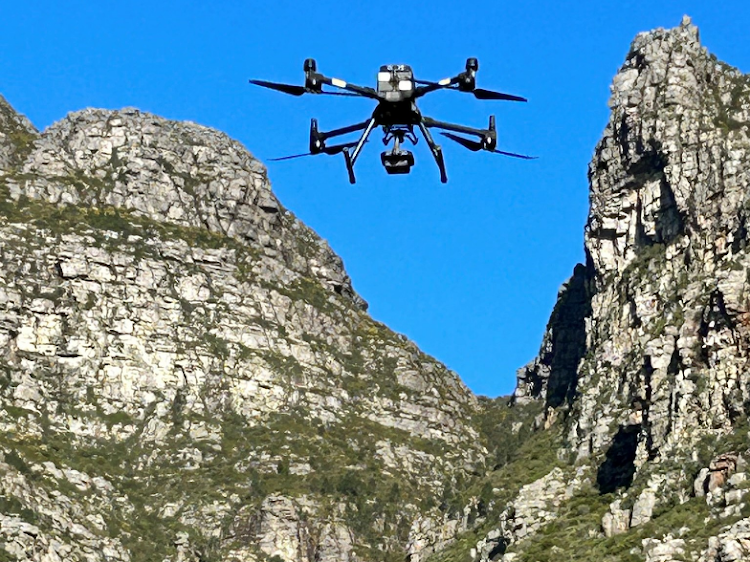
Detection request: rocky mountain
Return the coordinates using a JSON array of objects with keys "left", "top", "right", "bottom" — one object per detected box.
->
[
  {"left": 466, "top": 15, "right": 750, "bottom": 562},
  {"left": 0, "top": 98, "right": 492, "bottom": 561},
  {"left": 2, "top": 14, "right": 750, "bottom": 562}
]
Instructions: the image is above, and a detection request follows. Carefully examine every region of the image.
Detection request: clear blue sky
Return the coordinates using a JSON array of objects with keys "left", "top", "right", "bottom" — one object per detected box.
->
[{"left": 2, "top": 2, "right": 748, "bottom": 397}]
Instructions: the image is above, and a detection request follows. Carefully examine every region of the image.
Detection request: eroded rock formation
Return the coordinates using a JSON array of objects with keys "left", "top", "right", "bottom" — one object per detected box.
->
[
  {"left": 472, "top": 16, "right": 750, "bottom": 562},
  {"left": 0, "top": 98, "right": 485, "bottom": 562}
]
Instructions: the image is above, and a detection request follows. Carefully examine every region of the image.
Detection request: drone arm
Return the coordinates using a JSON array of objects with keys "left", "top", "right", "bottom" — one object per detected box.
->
[
  {"left": 413, "top": 76, "right": 460, "bottom": 99},
  {"left": 319, "top": 120, "right": 371, "bottom": 141},
  {"left": 417, "top": 122, "right": 448, "bottom": 183},
  {"left": 314, "top": 74, "right": 380, "bottom": 100},
  {"left": 422, "top": 116, "right": 486, "bottom": 138}
]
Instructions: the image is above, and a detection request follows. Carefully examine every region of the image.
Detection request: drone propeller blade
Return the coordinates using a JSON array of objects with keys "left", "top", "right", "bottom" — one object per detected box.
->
[
  {"left": 318, "top": 91, "right": 363, "bottom": 97},
  {"left": 441, "top": 133, "right": 536, "bottom": 159},
  {"left": 268, "top": 152, "right": 315, "bottom": 161},
  {"left": 269, "top": 141, "right": 359, "bottom": 162},
  {"left": 249, "top": 79, "right": 307, "bottom": 96},
  {"left": 473, "top": 88, "right": 527, "bottom": 102},
  {"left": 415, "top": 80, "right": 527, "bottom": 102},
  {"left": 491, "top": 149, "right": 537, "bottom": 160},
  {"left": 250, "top": 79, "right": 362, "bottom": 97},
  {"left": 440, "top": 132, "right": 483, "bottom": 151}
]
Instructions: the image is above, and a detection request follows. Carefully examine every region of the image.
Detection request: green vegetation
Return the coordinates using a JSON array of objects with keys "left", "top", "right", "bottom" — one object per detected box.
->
[
  {"left": 429, "top": 411, "right": 750, "bottom": 562},
  {"left": 709, "top": 59, "right": 750, "bottom": 133},
  {"left": 475, "top": 396, "right": 545, "bottom": 470},
  {"left": 0, "top": 99, "right": 38, "bottom": 169},
  {"left": 4, "top": 128, "right": 37, "bottom": 164},
  {"left": 620, "top": 242, "right": 667, "bottom": 283},
  {"left": 429, "top": 416, "right": 565, "bottom": 562},
  {"left": 0, "top": 164, "right": 486, "bottom": 561},
  {"left": 0, "top": 396, "right": 457, "bottom": 562},
  {"left": 0, "top": 490, "right": 38, "bottom": 524},
  {"left": 504, "top": 488, "right": 750, "bottom": 562}
]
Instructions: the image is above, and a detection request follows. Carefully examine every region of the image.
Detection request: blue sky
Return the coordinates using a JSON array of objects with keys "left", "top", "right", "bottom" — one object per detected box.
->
[{"left": 2, "top": 2, "right": 749, "bottom": 397}]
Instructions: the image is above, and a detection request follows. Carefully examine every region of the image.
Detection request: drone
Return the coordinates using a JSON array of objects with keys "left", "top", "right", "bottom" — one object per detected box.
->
[{"left": 249, "top": 58, "right": 534, "bottom": 183}]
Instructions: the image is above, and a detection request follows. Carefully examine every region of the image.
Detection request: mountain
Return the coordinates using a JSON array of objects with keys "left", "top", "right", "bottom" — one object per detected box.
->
[
  {"left": 0, "top": 99, "right": 496, "bottom": 561},
  {"left": 1, "top": 14, "right": 750, "bottom": 562},
  {"left": 463, "top": 16, "right": 750, "bottom": 562}
]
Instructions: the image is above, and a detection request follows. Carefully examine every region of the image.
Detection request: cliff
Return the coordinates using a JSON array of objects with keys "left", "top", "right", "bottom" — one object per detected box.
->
[
  {"left": 465, "top": 16, "right": 750, "bottom": 562},
  {"left": 0, "top": 98, "right": 489, "bottom": 561}
]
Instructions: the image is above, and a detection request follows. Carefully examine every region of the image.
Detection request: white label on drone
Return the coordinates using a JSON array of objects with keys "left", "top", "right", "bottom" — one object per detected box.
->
[
  {"left": 331, "top": 78, "right": 347, "bottom": 88},
  {"left": 438, "top": 78, "right": 451, "bottom": 86}
]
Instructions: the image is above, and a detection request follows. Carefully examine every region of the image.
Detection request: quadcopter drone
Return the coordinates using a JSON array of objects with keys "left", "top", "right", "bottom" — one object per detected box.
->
[{"left": 250, "top": 58, "right": 533, "bottom": 183}]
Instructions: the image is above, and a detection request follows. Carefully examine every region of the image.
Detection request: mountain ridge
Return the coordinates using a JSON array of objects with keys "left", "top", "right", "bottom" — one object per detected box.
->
[{"left": 0, "top": 94, "right": 491, "bottom": 562}]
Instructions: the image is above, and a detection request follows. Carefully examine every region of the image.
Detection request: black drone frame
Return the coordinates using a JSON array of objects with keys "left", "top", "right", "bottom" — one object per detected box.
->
[{"left": 250, "top": 58, "right": 534, "bottom": 183}]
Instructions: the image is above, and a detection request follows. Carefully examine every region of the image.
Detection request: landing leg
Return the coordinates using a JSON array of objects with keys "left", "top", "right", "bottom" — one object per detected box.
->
[
  {"left": 343, "top": 149, "right": 356, "bottom": 184},
  {"left": 418, "top": 122, "right": 448, "bottom": 183},
  {"left": 343, "top": 117, "right": 377, "bottom": 185}
]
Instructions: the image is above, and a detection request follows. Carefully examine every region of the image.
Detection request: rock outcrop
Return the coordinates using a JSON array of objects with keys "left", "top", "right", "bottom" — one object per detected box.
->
[
  {"left": 464, "top": 16, "right": 750, "bottom": 562},
  {"left": 0, "top": 103, "right": 486, "bottom": 561},
  {"left": 0, "top": 94, "right": 37, "bottom": 171}
]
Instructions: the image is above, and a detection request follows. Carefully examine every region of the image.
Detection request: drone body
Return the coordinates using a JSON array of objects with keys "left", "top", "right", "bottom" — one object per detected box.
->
[{"left": 250, "top": 58, "right": 533, "bottom": 183}]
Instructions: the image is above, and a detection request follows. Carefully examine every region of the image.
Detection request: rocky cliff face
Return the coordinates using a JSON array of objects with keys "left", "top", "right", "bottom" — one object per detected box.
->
[
  {"left": 0, "top": 96, "right": 37, "bottom": 171},
  {"left": 0, "top": 96, "right": 488, "bottom": 562},
  {"left": 465, "top": 16, "right": 750, "bottom": 562}
]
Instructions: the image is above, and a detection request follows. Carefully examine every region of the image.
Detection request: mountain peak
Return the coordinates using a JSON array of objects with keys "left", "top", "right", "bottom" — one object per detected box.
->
[
  {"left": 7, "top": 105, "right": 366, "bottom": 309},
  {"left": 505, "top": 18, "right": 750, "bottom": 561},
  {"left": 0, "top": 95, "right": 490, "bottom": 562},
  {"left": 589, "top": 17, "right": 749, "bottom": 275},
  {"left": 0, "top": 94, "right": 37, "bottom": 171}
]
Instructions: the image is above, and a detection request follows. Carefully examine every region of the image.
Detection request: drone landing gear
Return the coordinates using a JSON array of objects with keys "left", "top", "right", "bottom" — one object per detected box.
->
[
  {"left": 343, "top": 149, "right": 356, "bottom": 184},
  {"left": 343, "top": 117, "right": 377, "bottom": 184},
  {"left": 417, "top": 122, "right": 447, "bottom": 183}
]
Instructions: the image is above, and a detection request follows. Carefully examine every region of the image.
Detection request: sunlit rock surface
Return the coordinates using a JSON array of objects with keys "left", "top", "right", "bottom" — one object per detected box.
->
[
  {"left": 0, "top": 100, "right": 486, "bottom": 561},
  {"left": 469, "top": 16, "right": 750, "bottom": 562}
]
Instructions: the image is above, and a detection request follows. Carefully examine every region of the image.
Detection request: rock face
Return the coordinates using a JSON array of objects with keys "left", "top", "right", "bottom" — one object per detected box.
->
[
  {"left": 11, "top": 106, "right": 364, "bottom": 307},
  {"left": 0, "top": 103, "right": 486, "bottom": 561},
  {"left": 573, "top": 15, "right": 750, "bottom": 466},
  {"left": 460, "top": 16, "right": 750, "bottom": 562},
  {"left": 0, "top": 94, "right": 37, "bottom": 170},
  {"left": 517, "top": 16, "right": 750, "bottom": 456}
]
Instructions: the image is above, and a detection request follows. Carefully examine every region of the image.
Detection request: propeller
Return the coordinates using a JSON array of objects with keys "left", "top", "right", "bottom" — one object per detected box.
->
[
  {"left": 440, "top": 132, "right": 536, "bottom": 159},
  {"left": 269, "top": 142, "right": 359, "bottom": 161},
  {"left": 249, "top": 79, "right": 360, "bottom": 97},
  {"left": 414, "top": 79, "right": 526, "bottom": 102},
  {"left": 249, "top": 79, "right": 306, "bottom": 96},
  {"left": 473, "top": 88, "right": 527, "bottom": 102}
]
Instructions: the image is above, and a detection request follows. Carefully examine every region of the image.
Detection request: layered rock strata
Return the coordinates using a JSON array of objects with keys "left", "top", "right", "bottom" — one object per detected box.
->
[
  {"left": 470, "top": 16, "right": 750, "bottom": 562},
  {"left": 0, "top": 101, "right": 486, "bottom": 561}
]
